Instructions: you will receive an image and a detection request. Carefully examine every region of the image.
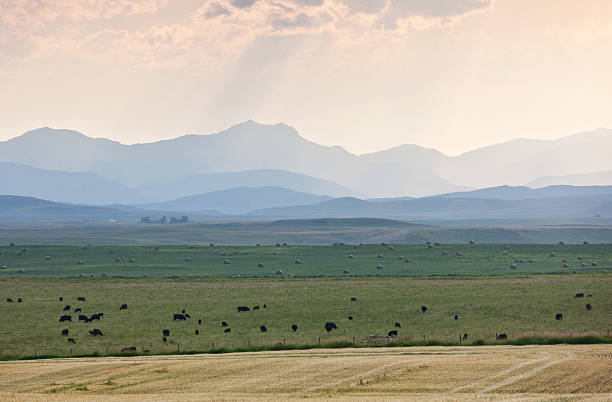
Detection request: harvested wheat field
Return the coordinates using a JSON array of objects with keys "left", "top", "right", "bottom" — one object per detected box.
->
[{"left": 0, "top": 345, "right": 610, "bottom": 401}]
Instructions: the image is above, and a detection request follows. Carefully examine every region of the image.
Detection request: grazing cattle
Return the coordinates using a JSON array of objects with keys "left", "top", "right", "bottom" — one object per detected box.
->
[
  {"left": 198, "top": 319, "right": 202, "bottom": 325},
  {"left": 388, "top": 330, "right": 398, "bottom": 337},
  {"left": 562, "top": 259, "right": 568, "bottom": 263},
  {"left": 173, "top": 314, "right": 186, "bottom": 321},
  {"left": 343, "top": 269, "right": 350, "bottom": 275},
  {"left": 325, "top": 322, "right": 337, "bottom": 332},
  {"left": 581, "top": 263, "right": 587, "bottom": 267},
  {"left": 555, "top": 313, "right": 563, "bottom": 320},
  {"left": 592, "top": 262, "right": 598, "bottom": 266},
  {"left": 120, "top": 304, "right": 128, "bottom": 310},
  {"left": 163, "top": 337, "right": 167, "bottom": 343},
  {"left": 562, "top": 263, "right": 569, "bottom": 268},
  {"left": 89, "top": 329, "right": 103, "bottom": 336},
  {"left": 388, "top": 246, "right": 394, "bottom": 250},
  {"left": 256, "top": 243, "right": 260, "bottom": 247},
  {"left": 583, "top": 241, "right": 589, "bottom": 245},
  {"left": 559, "top": 241, "right": 565, "bottom": 246},
  {"left": 275, "top": 270, "right": 283, "bottom": 276},
  {"left": 222, "top": 321, "right": 229, "bottom": 327},
  {"left": 463, "top": 333, "right": 468, "bottom": 340},
  {"left": 348, "top": 316, "right": 353, "bottom": 321},
  {"left": 18, "top": 269, "right": 24, "bottom": 274},
  {"left": 404, "top": 258, "right": 411, "bottom": 263},
  {"left": 377, "top": 264, "right": 383, "bottom": 270},
  {"left": 195, "top": 330, "right": 199, "bottom": 335},
  {"left": 283, "top": 242, "right": 288, "bottom": 246},
  {"left": 63, "top": 306, "right": 70, "bottom": 312},
  {"left": 210, "top": 243, "right": 214, "bottom": 247},
  {"left": 129, "top": 258, "right": 136, "bottom": 263},
  {"left": 260, "top": 325, "right": 267, "bottom": 332},
  {"left": 528, "top": 259, "right": 534, "bottom": 263},
  {"left": 502, "top": 250, "right": 508, "bottom": 255},
  {"left": 395, "top": 322, "right": 401, "bottom": 328},
  {"left": 253, "top": 306, "right": 260, "bottom": 310},
  {"left": 74, "top": 308, "right": 81, "bottom": 313},
  {"left": 59, "top": 315, "right": 71, "bottom": 322},
  {"left": 121, "top": 346, "right": 137, "bottom": 353},
  {"left": 441, "top": 251, "right": 448, "bottom": 256},
  {"left": 77, "top": 261, "right": 84, "bottom": 265},
  {"left": 224, "top": 260, "right": 231, "bottom": 265},
  {"left": 456, "top": 251, "right": 463, "bottom": 256},
  {"left": 61, "top": 329, "right": 69, "bottom": 336},
  {"left": 68, "top": 338, "right": 76, "bottom": 344},
  {"left": 184, "top": 313, "right": 191, "bottom": 318},
  {"left": 421, "top": 306, "right": 428, "bottom": 313},
  {"left": 377, "top": 254, "right": 384, "bottom": 259},
  {"left": 294, "top": 259, "right": 302, "bottom": 264},
  {"left": 586, "top": 304, "right": 592, "bottom": 311},
  {"left": 381, "top": 242, "right": 386, "bottom": 246},
  {"left": 257, "top": 263, "right": 264, "bottom": 268},
  {"left": 6, "top": 298, "right": 12, "bottom": 303},
  {"left": 45, "top": 256, "right": 51, "bottom": 260},
  {"left": 77, "top": 297, "right": 86, "bottom": 302},
  {"left": 351, "top": 297, "right": 357, "bottom": 302},
  {"left": 496, "top": 333, "right": 507, "bottom": 341},
  {"left": 291, "top": 324, "right": 298, "bottom": 332},
  {"left": 17, "top": 298, "right": 22, "bottom": 303},
  {"left": 427, "top": 244, "right": 433, "bottom": 249},
  {"left": 276, "top": 243, "right": 281, "bottom": 247},
  {"left": 454, "top": 315, "right": 458, "bottom": 320},
  {"left": 469, "top": 240, "right": 475, "bottom": 245},
  {"left": 237, "top": 306, "right": 250, "bottom": 312},
  {"left": 577, "top": 255, "right": 583, "bottom": 260},
  {"left": 163, "top": 329, "right": 170, "bottom": 337},
  {"left": 348, "top": 255, "right": 354, "bottom": 260},
  {"left": 182, "top": 309, "right": 186, "bottom": 314},
  {"left": 59, "top": 297, "right": 63, "bottom": 302},
  {"left": 90, "top": 313, "right": 102, "bottom": 321},
  {"left": 190, "top": 245, "right": 195, "bottom": 249},
  {"left": 154, "top": 246, "right": 159, "bottom": 251},
  {"left": 550, "top": 252, "right": 556, "bottom": 257},
  {"left": 79, "top": 315, "right": 88, "bottom": 322},
  {"left": 224, "top": 328, "right": 231, "bottom": 333},
  {"left": 575, "top": 293, "right": 585, "bottom": 298},
  {"left": 185, "top": 257, "right": 191, "bottom": 262},
  {"left": 510, "top": 264, "right": 518, "bottom": 270}
]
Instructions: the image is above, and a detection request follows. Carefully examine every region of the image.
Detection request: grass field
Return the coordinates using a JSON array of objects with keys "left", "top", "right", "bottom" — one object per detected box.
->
[
  {"left": 0, "top": 344, "right": 610, "bottom": 400},
  {"left": 0, "top": 275, "right": 610, "bottom": 359},
  {"left": 1, "top": 243, "right": 611, "bottom": 278}
]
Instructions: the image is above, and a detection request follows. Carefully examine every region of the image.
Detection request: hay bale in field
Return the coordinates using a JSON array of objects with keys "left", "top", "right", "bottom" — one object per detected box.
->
[{"left": 0, "top": 265, "right": 7, "bottom": 269}]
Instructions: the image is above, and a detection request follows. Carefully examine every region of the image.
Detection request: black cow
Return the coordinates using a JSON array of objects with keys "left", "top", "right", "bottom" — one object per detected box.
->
[
  {"left": 89, "top": 328, "right": 103, "bottom": 336},
  {"left": 575, "top": 293, "right": 585, "bottom": 298},
  {"left": 182, "top": 309, "right": 186, "bottom": 314},
  {"left": 224, "top": 328, "right": 231, "bottom": 333},
  {"left": 496, "top": 333, "right": 507, "bottom": 341},
  {"left": 78, "top": 315, "right": 89, "bottom": 322},
  {"left": 174, "top": 314, "right": 186, "bottom": 321},
  {"left": 90, "top": 313, "right": 102, "bottom": 321},
  {"left": 260, "top": 325, "right": 267, "bottom": 332},
  {"left": 184, "top": 313, "right": 191, "bottom": 318},
  {"left": 121, "top": 346, "right": 137, "bottom": 352},
  {"left": 77, "top": 297, "right": 86, "bottom": 301},
  {"left": 120, "top": 304, "right": 128, "bottom": 310},
  {"left": 195, "top": 329, "right": 199, "bottom": 335},
  {"left": 325, "top": 322, "right": 337, "bottom": 332},
  {"left": 17, "top": 298, "right": 22, "bottom": 303},
  {"left": 198, "top": 319, "right": 202, "bottom": 325},
  {"left": 351, "top": 297, "right": 357, "bottom": 302},
  {"left": 388, "top": 330, "right": 398, "bottom": 337},
  {"left": 348, "top": 316, "right": 353, "bottom": 321},
  {"left": 421, "top": 306, "right": 428, "bottom": 313},
  {"left": 74, "top": 308, "right": 82, "bottom": 313},
  {"left": 454, "top": 315, "right": 458, "bottom": 320},
  {"left": 395, "top": 322, "right": 401, "bottom": 328},
  {"left": 555, "top": 313, "right": 563, "bottom": 320},
  {"left": 61, "top": 329, "right": 69, "bottom": 336},
  {"left": 237, "top": 306, "right": 250, "bottom": 312},
  {"left": 59, "top": 297, "right": 63, "bottom": 302},
  {"left": 6, "top": 298, "right": 12, "bottom": 303},
  {"left": 163, "top": 329, "right": 170, "bottom": 337},
  {"left": 68, "top": 338, "right": 76, "bottom": 344},
  {"left": 291, "top": 324, "right": 298, "bottom": 332},
  {"left": 463, "top": 333, "right": 468, "bottom": 340},
  {"left": 222, "top": 321, "right": 229, "bottom": 327},
  {"left": 59, "top": 315, "right": 71, "bottom": 322},
  {"left": 253, "top": 306, "right": 260, "bottom": 310},
  {"left": 586, "top": 304, "right": 592, "bottom": 311},
  {"left": 163, "top": 337, "right": 167, "bottom": 343}
]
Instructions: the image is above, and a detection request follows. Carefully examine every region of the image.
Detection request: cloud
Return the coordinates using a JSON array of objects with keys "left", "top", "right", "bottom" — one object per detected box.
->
[
  {"left": 201, "top": 2, "right": 232, "bottom": 18},
  {"left": 230, "top": 0, "right": 259, "bottom": 8}
]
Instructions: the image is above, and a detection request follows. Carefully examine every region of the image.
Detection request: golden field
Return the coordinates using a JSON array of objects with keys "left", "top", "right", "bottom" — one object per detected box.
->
[{"left": 0, "top": 344, "right": 610, "bottom": 401}]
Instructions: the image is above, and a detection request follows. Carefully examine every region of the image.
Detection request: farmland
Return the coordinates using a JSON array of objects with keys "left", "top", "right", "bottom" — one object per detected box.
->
[
  {"left": 0, "top": 344, "right": 610, "bottom": 400},
  {"left": 0, "top": 242, "right": 610, "bottom": 278},
  {"left": 0, "top": 275, "right": 610, "bottom": 359}
]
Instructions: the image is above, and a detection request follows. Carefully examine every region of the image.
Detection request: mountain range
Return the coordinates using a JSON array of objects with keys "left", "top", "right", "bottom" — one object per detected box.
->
[{"left": 2, "top": 121, "right": 610, "bottom": 200}]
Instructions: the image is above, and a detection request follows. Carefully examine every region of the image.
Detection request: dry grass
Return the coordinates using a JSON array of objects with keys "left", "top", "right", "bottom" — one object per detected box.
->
[{"left": 0, "top": 344, "right": 610, "bottom": 401}]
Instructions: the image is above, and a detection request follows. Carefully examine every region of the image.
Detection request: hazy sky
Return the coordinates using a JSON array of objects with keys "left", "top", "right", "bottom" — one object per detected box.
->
[{"left": 1, "top": 0, "right": 611, "bottom": 155}]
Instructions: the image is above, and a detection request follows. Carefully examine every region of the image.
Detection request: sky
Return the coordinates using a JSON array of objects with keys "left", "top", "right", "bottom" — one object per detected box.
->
[{"left": 0, "top": 0, "right": 611, "bottom": 155}]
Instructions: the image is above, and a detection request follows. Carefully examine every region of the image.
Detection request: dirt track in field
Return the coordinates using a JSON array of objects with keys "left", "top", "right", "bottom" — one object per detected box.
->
[{"left": 0, "top": 344, "right": 610, "bottom": 401}]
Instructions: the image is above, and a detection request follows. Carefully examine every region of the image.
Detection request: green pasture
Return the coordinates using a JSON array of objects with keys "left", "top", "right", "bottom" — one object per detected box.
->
[
  {"left": 0, "top": 243, "right": 610, "bottom": 278},
  {"left": 0, "top": 275, "right": 610, "bottom": 359}
]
